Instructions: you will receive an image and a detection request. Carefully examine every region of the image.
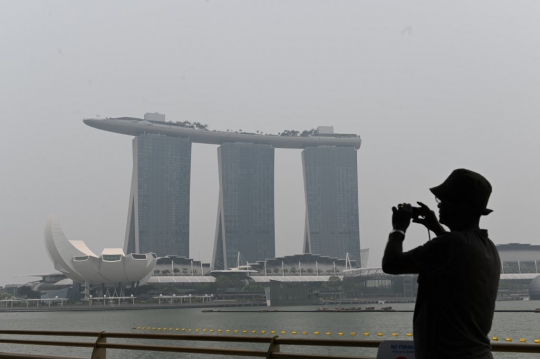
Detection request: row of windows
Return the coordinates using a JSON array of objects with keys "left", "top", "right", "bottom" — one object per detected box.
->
[{"left": 501, "top": 261, "right": 540, "bottom": 273}]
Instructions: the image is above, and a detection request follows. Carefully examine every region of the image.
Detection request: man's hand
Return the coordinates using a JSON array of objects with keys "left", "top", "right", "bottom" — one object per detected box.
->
[
  {"left": 412, "top": 201, "right": 447, "bottom": 236},
  {"left": 385, "top": 203, "right": 422, "bottom": 275},
  {"left": 392, "top": 203, "right": 412, "bottom": 232}
]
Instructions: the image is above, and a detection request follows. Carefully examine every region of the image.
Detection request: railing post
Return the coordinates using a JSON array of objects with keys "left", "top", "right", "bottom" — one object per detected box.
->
[
  {"left": 266, "top": 335, "right": 280, "bottom": 358},
  {"left": 91, "top": 331, "right": 106, "bottom": 359}
]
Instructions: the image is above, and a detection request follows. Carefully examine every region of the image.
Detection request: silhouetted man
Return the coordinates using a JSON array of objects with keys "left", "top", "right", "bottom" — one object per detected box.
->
[{"left": 382, "top": 169, "right": 500, "bottom": 359}]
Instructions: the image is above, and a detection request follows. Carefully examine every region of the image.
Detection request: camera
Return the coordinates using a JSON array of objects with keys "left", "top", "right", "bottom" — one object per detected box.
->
[{"left": 411, "top": 206, "right": 421, "bottom": 219}]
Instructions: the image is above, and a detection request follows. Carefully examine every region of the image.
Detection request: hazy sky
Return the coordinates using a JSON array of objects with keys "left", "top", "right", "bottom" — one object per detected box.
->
[{"left": 1, "top": 1, "right": 539, "bottom": 286}]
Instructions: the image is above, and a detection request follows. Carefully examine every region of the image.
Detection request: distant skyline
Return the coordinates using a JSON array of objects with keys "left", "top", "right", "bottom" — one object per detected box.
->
[{"left": 1, "top": 1, "right": 540, "bottom": 286}]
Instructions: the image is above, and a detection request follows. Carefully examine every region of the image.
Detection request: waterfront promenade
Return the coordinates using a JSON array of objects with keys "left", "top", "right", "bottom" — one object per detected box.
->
[{"left": 1, "top": 302, "right": 540, "bottom": 358}]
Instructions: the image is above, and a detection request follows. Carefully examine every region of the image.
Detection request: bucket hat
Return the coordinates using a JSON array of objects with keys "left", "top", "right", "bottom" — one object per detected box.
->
[{"left": 430, "top": 169, "right": 493, "bottom": 215}]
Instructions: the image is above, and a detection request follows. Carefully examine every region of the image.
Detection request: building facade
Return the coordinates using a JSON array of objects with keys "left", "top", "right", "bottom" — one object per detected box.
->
[
  {"left": 124, "top": 134, "right": 192, "bottom": 257},
  {"left": 212, "top": 143, "right": 275, "bottom": 269},
  {"left": 302, "top": 146, "right": 361, "bottom": 263},
  {"left": 85, "top": 117, "right": 362, "bottom": 264}
]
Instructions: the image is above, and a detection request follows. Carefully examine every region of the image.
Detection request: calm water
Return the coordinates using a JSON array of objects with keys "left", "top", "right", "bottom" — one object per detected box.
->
[{"left": 1, "top": 301, "right": 539, "bottom": 358}]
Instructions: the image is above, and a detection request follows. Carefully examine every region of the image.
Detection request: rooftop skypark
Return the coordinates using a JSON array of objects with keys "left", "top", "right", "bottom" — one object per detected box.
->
[{"left": 84, "top": 114, "right": 361, "bottom": 150}]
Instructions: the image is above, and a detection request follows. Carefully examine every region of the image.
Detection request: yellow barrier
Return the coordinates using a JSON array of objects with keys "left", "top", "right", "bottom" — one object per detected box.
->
[{"left": 135, "top": 326, "right": 540, "bottom": 344}]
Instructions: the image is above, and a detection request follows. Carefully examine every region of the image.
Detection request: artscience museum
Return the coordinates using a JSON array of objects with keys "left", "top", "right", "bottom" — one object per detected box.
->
[{"left": 44, "top": 214, "right": 157, "bottom": 293}]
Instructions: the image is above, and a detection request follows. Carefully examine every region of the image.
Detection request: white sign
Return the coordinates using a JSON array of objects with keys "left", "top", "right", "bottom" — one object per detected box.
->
[{"left": 376, "top": 340, "right": 415, "bottom": 359}]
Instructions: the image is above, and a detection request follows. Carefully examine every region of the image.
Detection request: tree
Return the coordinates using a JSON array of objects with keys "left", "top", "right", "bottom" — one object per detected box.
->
[
  {"left": 216, "top": 276, "right": 230, "bottom": 290},
  {"left": 280, "top": 130, "right": 299, "bottom": 137},
  {"left": 230, "top": 275, "right": 243, "bottom": 290},
  {"left": 160, "top": 286, "right": 180, "bottom": 295},
  {"left": 162, "top": 270, "right": 171, "bottom": 276},
  {"left": 307, "top": 268, "right": 314, "bottom": 274},
  {"left": 300, "top": 129, "right": 316, "bottom": 137},
  {"left": 0, "top": 290, "right": 11, "bottom": 300},
  {"left": 328, "top": 276, "right": 342, "bottom": 289},
  {"left": 173, "top": 268, "right": 180, "bottom": 274},
  {"left": 245, "top": 284, "right": 264, "bottom": 292},
  {"left": 18, "top": 286, "right": 41, "bottom": 299},
  {"left": 154, "top": 270, "right": 161, "bottom": 276},
  {"left": 273, "top": 268, "right": 280, "bottom": 274}
]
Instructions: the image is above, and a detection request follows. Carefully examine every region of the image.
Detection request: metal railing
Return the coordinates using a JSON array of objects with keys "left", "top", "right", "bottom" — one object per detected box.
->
[{"left": 1, "top": 330, "right": 540, "bottom": 359}]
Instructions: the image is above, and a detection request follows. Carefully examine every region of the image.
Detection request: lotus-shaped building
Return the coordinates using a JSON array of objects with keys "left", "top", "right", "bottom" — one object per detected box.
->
[{"left": 44, "top": 214, "right": 157, "bottom": 288}]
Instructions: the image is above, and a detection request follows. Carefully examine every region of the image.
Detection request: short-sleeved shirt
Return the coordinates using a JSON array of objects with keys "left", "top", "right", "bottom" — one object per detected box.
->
[{"left": 403, "top": 229, "right": 500, "bottom": 359}]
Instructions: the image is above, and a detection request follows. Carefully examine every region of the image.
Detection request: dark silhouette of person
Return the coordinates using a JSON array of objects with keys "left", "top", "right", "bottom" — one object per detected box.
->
[{"left": 382, "top": 169, "right": 500, "bottom": 359}]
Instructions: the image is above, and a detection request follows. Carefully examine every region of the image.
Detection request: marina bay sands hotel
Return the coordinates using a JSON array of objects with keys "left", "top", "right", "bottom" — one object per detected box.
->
[{"left": 84, "top": 113, "right": 362, "bottom": 270}]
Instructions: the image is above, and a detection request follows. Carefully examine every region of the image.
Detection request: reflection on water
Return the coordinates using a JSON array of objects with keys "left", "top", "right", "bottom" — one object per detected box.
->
[{"left": 0, "top": 301, "right": 538, "bottom": 358}]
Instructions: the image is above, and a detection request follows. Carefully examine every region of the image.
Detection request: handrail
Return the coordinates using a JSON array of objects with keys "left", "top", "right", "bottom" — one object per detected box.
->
[{"left": 1, "top": 330, "right": 539, "bottom": 359}]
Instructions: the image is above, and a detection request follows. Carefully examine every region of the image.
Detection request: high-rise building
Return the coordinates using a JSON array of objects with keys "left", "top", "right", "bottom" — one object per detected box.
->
[
  {"left": 84, "top": 117, "right": 362, "bottom": 264},
  {"left": 124, "top": 134, "right": 192, "bottom": 257},
  {"left": 212, "top": 142, "right": 275, "bottom": 269},
  {"left": 302, "top": 146, "right": 360, "bottom": 263}
]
